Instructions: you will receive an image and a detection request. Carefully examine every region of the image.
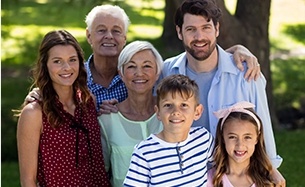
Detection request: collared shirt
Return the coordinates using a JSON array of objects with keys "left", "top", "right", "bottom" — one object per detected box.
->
[
  {"left": 85, "top": 55, "right": 128, "bottom": 111},
  {"left": 159, "top": 45, "right": 282, "bottom": 168},
  {"left": 124, "top": 127, "right": 214, "bottom": 187}
]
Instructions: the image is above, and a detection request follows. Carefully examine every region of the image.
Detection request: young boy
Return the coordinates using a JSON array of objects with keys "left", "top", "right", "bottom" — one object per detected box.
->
[{"left": 123, "top": 74, "right": 214, "bottom": 186}]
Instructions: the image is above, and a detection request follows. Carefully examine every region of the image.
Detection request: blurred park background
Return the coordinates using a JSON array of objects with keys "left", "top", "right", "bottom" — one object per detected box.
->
[{"left": 1, "top": 0, "right": 305, "bottom": 186}]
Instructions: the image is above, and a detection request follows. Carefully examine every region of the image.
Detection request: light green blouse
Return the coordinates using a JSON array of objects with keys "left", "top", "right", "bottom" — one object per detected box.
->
[{"left": 98, "top": 112, "right": 163, "bottom": 187}]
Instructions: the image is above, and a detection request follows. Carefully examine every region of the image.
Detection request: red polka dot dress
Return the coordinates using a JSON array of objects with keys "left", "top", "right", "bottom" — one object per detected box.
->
[{"left": 37, "top": 97, "right": 110, "bottom": 187}]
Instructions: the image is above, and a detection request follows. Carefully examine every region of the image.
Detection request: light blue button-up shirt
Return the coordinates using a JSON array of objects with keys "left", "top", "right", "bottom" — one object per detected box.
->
[{"left": 159, "top": 45, "right": 282, "bottom": 168}]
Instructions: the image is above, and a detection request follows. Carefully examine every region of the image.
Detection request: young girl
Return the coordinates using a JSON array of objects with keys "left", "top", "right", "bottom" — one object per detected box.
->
[{"left": 207, "top": 101, "right": 274, "bottom": 187}]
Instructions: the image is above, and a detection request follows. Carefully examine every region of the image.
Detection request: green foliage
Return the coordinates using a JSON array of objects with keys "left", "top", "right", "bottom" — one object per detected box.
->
[
  {"left": 275, "top": 129, "right": 305, "bottom": 187},
  {"left": 283, "top": 24, "right": 305, "bottom": 45},
  {"left": 1, "top": 162, "right": 20, "bottom": 187},
  {"left": 1, "top": 77, "right": 32, "bottom": 161},
  {"left": 272, "top": 57, "right": 305, "bottom": 110}
]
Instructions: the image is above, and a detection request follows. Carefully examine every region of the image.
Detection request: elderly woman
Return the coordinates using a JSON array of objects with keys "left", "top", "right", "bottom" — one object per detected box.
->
[{"left": 98, "top": 40, "right": 164, "bottom": 187}]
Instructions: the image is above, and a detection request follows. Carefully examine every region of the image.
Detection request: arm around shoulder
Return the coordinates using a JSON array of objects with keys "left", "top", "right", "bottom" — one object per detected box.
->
[{"left": 17, "top": 102, "right": 42, "bottom": 187}]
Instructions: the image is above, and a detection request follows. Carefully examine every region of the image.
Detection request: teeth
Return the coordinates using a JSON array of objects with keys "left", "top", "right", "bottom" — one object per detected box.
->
[
  {"left": 102, "top": 43, "right": 115, "bottom": 47},
  {"left": 60, "top": 73, "right": 72, "bottom": 78},
  {"left": 133, "top": 80, "right": 147, "bottom": 83},
  {"left": 194, "top": 43, "right": 206, "bottom": 47},
  {"left": 170, "top": 119, "right": 183, "bottom": 123},
  {"left": 235, "top": 151, "right": 245, "bottom": 156}
]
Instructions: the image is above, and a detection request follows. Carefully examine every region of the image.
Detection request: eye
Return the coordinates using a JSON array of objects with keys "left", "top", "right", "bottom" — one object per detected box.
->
[
  {"left": 113, "top": 29, "right": 122, "bottom": 35},
  {"left": 126, "top": 64, "right": 136, "bottom": 69},
  {"left": 228, "top": 135, "right": 236, "bottom": 140},
  {"left": 245, "top": 136, "right": 252, "bottom": 140},
  {"left": 144, "top": 64, "right": 153, "bottom": 68},
  {"left": 186, "top": 27, "right": 194, "bottom": 32},
  {"left": 53, "top": 59, "right": 61, "bottom": 64},
  {"left": 70, "top": 58, "right": 78, "bottom": 63},
  {"left": 181, "top": 103, "right": 188, "bottom": 108},
  {"left": 163, "top": 103, "right": 171, "bottom": 108},
  {"left": 97, "top": 29, "right": 106, "bottom": 34}
]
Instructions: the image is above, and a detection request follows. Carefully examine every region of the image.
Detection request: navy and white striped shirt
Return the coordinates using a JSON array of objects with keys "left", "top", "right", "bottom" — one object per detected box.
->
[
  {"left": 124, "top": 127, "right": 214, "bottom": 187},
  {"left": 85, "top": 55, "right": 128, "bottom": 111}
]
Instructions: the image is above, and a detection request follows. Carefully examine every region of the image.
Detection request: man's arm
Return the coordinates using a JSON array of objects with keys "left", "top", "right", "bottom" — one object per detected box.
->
[
  {"left": 226, "top": 44, "right": 261, "bottom": 81},
  {"left": 251, "top": 74, "right": 283, "bottom": 168}
]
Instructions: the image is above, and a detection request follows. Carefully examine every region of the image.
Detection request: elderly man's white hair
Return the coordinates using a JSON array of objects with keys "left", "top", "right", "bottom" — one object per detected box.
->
[{"left": 85, "top": 4, "right": 130, "bottom": 33}]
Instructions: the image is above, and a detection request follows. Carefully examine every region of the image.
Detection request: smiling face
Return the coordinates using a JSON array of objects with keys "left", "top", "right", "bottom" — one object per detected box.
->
[
  {"left": 86, "top": 13, "right": 127, "bottom": 58},
  {"left": 155, "top": 91, "right": 203, "bottom": 134},
  {"left": 222, "top": 119, "right": 258, "bottom": 165},
  {"left": 119, "top": 49, "right": 159, "bottom": 95},
  {"left": 47, "top": 45, "right": 79, "bottom": 89},
  {"left": 177, "top": 13, "right": 219, "bottom": 61}
]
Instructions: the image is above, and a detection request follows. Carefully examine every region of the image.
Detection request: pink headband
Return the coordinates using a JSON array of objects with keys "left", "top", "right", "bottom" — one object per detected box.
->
[{"left": 213, "top": 101, "right": 261, "bottom": 131}]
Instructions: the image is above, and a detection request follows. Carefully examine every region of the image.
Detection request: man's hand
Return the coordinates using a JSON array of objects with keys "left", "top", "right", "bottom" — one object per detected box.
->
[
  {"left": 24, "top": 87, "right": 41, "bottom": 105},
  {"left": 226, "top": 44, "right": 261, "bottom": 81},
  {"left": 98, "top": 99, "right": 119, "bottom": 115},
  {"left": 271, "top": 168, "right": 286, "bottom": 187}
]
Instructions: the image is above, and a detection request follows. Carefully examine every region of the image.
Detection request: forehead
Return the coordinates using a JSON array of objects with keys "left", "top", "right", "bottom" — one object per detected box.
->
[
  {"left": 130, "top": 50, "right": 154, "bottom": 60},
  {"left": 93, "top": 12, "right": 125, "bottom": 29},
  {"left": 223, "top": 120, "right": 257, "bottom": 134},
  {"left": 48, "top": 45, "right": 77, "bottom": 57},
  {"left": 183, "top": 13, "right": 211, "bottom": 27},
  {"left": 162, "top": 91, "right": 194, "bottom": 101}
]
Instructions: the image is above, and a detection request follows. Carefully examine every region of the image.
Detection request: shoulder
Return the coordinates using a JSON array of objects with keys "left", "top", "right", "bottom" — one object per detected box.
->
[
  {"left": 207, "top": 168, "right": 215, "bottom": 183},
  {"left": 18, "top": 102, "right": 42, "bottom": 131},
  {"left": 164, "top": 53, "right": 186, "bottom": 66},
  {"left": 20, "top": 102, "right": 42, "bottom": 118},
  {"left": 135, "top": 134, "right": 156, "bottom": 149},
  {"left": 190, "top": 126, "right": 211, "bottom": 136}
]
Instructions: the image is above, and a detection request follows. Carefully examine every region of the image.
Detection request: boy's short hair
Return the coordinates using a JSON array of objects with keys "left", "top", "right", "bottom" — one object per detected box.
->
[{"left": 156, "top": 74, "right": 200, "bottom": 106}]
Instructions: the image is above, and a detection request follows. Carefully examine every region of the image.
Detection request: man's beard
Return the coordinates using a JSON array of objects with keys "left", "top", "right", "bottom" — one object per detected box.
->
[{"left": 183, "top": 40, "right": 217, "bottom": 61}]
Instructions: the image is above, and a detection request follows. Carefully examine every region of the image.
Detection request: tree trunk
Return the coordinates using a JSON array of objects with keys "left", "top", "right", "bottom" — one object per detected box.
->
[
  {"left": 161, "top": 0, "right": 184, "bottom": 54},
  {"left": 161, "top": 0, "right": 279, "bottom": 129}
]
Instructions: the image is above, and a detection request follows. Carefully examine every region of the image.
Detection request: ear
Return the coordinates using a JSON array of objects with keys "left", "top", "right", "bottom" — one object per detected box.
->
[
  {"left": 215, "top": 22, "right": 220, "bottom": 38},
  {"left": 120, "top": 33, "right": 127, "bottom": 47},
  {"left": 154, "top": 105, "right": 162, "bottom": 121},
  {"left": 176, "top": 25, "right": 183, "bottom": 41},
  {"left": 118, "top": 70, "right": 125, "bottom": 83},
  {"left": 86, "top": 28, "right": 92, "bottom": 47},
  {"left": 118, "top": 69, "right": 123, "bottom": 77},
  {"left": 194, "top": 104, "right": 204, "bottom": 121}
]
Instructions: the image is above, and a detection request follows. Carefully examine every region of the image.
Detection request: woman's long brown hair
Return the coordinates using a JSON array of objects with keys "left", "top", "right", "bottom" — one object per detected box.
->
[{"left": 15, "top": 30, "right": 91, "bottom": 128}]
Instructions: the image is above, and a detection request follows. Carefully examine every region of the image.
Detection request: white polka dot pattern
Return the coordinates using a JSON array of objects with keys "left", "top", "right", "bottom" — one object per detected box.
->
[{"left": 37, "top": 97, "right": 110, "bottom": 186}]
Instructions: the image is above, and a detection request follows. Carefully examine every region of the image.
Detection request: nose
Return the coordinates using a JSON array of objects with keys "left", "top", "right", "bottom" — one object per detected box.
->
[
  {"left": 134, "top": 67, "right": 144, "bottom": 76},
  {"left": 62, "top": 61, "right": 71, "bottom": 70},
  {"left": 104, "top": 30, "right": 113, "bottom": 39},
  {"left": 171, "top": 106, "right": 181, "bottom": 116},
  {"left": 235, "top": 138, "right": 244, "bottom": 147},
  {"left": 194, "top": 30, "right": 204, "bottom": 40}
]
